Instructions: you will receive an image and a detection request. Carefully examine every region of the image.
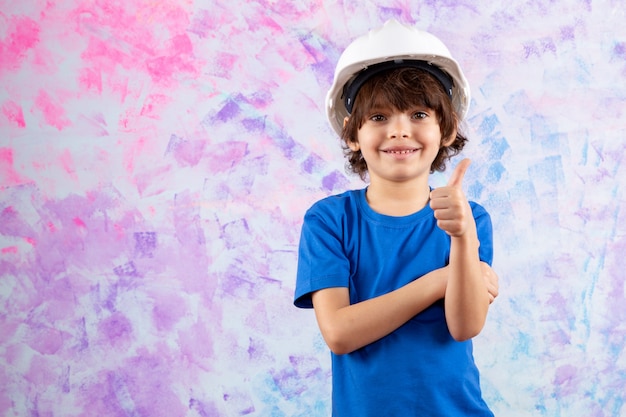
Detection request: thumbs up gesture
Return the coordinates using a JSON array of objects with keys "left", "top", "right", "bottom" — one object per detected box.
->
[{"left": 430, "top": 158, "right": 475, "bottom": 238}]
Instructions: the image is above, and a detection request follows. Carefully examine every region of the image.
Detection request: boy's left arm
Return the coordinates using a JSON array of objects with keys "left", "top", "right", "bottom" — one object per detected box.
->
[{"left": 430, "top": 159, "right": 494, "bottom": 341}]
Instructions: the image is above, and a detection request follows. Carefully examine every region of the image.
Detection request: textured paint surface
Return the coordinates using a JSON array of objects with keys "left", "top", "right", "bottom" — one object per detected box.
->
[{"left": 1, "top": 0, "right": 625, "bottom": 416}]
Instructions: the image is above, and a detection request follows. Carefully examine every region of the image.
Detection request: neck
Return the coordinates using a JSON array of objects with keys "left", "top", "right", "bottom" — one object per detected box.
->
[{"left": 365, "top": 177, "right": 431, "bottom": 217}]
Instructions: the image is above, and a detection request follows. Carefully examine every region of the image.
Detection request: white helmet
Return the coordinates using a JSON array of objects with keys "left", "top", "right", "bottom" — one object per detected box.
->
[{"left": 325, "top": 19, "right": 470, "bottom": 136}]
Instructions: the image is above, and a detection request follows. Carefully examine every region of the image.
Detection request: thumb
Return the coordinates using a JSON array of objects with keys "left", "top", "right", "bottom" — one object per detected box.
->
[{"left": 447, "top": 158, "right": 471, "bottom": 187}]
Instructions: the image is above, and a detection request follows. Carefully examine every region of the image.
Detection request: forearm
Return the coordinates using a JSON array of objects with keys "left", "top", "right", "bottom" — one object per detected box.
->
[
  {"left": 444, "top": 229, "right": 490, "bottom": 341},
  {"left": 312, "top": 267, "right": 447, "bottom": 355}
]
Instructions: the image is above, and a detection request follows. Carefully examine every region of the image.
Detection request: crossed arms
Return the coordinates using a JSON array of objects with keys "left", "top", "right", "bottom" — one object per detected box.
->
[{"left": 311, "top": 259, "right": 499, "bottom": 355}]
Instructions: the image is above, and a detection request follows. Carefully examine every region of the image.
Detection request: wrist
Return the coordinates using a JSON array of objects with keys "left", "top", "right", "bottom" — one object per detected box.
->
[{"left": 450, "top": 227, "right": 479, "bottom": 249}]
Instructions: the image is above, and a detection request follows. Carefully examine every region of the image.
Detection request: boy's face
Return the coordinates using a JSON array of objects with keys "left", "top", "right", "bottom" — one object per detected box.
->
[{"left": 346, "top": 105, "right": 453, "bottom": 185}]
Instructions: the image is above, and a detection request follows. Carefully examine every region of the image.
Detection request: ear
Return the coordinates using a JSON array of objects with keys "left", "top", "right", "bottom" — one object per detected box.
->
[
  {"left": 441, "top": 127, "right": 458, "bottom": 148},
  {"left": 344, "top": 117, "right": 360, "bottom": 151}
]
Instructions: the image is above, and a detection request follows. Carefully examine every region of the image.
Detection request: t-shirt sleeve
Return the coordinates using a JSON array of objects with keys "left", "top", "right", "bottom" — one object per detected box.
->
[
  {"left": 294, "top": 207, "right": 351, "bottom": 308},
  {"left": 471, "top": 202, "right": 494, "bottom": 266}
]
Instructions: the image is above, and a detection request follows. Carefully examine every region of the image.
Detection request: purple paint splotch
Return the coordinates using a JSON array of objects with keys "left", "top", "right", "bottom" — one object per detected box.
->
[
  {"left": 98, "top": 312, "right": 133, "bottom": 348},
  {"left": 134, "top": 231, "right": 157, "bottom": 257}
]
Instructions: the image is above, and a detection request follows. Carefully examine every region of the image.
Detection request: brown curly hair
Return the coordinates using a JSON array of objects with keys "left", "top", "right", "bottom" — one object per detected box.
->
[{"left": 340, "top": 67, "right": 467, "bottom": 180}]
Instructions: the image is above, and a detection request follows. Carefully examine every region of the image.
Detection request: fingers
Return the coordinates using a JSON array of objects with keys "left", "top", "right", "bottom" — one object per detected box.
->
[
  {"left": 480, "top": 263, "right": 499, "bottom": 304},
  {"left": 430, "top": 159, "right": 473, "bottom": 237},
  {"left": 430, "top": 188, "right": 470, "bottom": 236},
  {"left": 447, "top": 158, "right": 471, "bottom": 187},
  {"left": 486, "top": 283, "right": 498, "bottom": 304}
]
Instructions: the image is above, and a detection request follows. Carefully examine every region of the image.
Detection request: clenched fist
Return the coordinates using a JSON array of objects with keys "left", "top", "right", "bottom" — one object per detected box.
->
[{"left": 430, "top": 158, "right": 475, "bottom": 238}]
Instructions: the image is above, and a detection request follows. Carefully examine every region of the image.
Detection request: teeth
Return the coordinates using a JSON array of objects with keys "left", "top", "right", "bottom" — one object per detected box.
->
[{"left": 388, "top": 150, "right": 414, "bottom": 154}]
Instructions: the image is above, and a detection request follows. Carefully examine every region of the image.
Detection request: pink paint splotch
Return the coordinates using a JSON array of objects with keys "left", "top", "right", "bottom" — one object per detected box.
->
[
  {"left": 1, "top": 100, "right": 26, "bottom": 128},
  {"left": 78, "top": 67, "right": 103, "bottom": 94},
  {"left": 73, "top": 1, "right": 200, "bottom": 86},
  {"left": 33, "top": 90, "right": 72, "bottom": 130},
  {"left": 0, "top": 148, "right": 32, "bottom": 188},
  {"left": 145, "top": 33, "right": 198, "bottom": 83},
  {"left": 0, "top": 15, "right": 40, "bottom": 73}
]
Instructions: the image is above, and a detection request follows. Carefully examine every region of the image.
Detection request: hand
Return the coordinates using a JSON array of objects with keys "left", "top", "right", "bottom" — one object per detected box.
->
[
  {"left": 480, "top": 262, "right": 499, "bottom": 304},
  {"left": 430, "top": 158, "right": 474, "bottom": 237}
]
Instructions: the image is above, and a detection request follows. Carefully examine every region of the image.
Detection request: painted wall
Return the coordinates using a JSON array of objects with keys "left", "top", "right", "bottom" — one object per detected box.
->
[{"left": 1, "top": 0, "right": 625, "bottom": 416}]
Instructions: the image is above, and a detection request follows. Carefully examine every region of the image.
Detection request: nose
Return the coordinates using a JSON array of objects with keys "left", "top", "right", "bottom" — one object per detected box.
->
[{"left": 388, "top": 114, "right": 411, "bottom": 139}]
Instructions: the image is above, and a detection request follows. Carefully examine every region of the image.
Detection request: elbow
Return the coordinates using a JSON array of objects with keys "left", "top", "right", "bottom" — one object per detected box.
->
[
  {"left": 450, "top": 328, "right": 480, "bottom": 342},
  {"left": 448, "top": 320, "right": 485, "bottom": 342},
  {"left": 320, "top": 327, "right": 355, "bottom": 355},
  {"left": 327, "top": 342, "right": 352, "bottom": 356}
]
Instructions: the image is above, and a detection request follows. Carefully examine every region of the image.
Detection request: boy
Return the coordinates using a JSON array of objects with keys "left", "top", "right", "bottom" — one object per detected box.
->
[{"left": 294, "top": 20, "right": 499, "bottom": 416}]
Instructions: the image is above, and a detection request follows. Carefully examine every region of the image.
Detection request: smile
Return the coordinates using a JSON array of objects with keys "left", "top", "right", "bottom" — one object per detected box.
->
[{"left": 383, "top": 149, "right": 418, "bottom": 154}]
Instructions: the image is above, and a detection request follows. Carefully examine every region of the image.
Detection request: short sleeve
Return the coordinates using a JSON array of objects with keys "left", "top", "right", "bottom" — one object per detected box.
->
[
  {"left": 294, "top": 208, "right": 351, "bottom": 308},
  {"left": 471, "top": 202, "right": 494, "bottom": 266}
]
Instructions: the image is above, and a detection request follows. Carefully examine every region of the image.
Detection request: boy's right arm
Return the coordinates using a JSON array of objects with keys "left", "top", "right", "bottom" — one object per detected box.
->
[
  {"left": 311, "top": 262, "right": 499, "bottom": 355},
  {"left": 311, "top": 267, "right": 447, "bottom": 355}
]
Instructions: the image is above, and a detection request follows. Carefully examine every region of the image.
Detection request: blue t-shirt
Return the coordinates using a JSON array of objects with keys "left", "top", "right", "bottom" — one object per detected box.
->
[{"left": 295, "top": 188, "right": 494, "bottom": 417}]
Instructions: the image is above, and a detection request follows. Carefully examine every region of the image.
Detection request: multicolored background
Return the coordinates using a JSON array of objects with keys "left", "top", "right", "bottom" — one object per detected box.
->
[{"left": 1, "top": 0, "right": 625, "bottom": 416}]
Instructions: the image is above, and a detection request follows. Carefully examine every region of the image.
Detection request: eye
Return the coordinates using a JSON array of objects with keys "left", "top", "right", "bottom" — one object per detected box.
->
[
  {"left": 369, "top": 114, "right": 387, "bottom": 122},
  {"left": 412, "top": 111, "right": 428, "bottom": 119}
]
